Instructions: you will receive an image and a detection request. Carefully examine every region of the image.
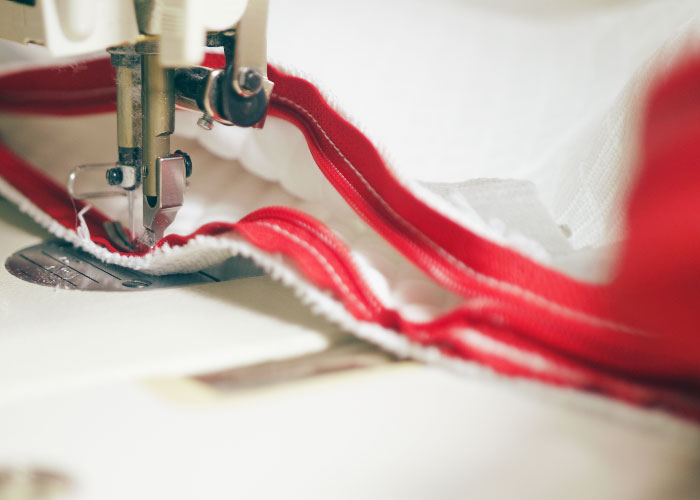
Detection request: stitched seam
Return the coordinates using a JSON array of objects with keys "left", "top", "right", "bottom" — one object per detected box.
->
[
  {"left": 254, "top": 220, "right": 371, "bottom": 317},
  {"left": 271, "top": 216, "right": 384, "bottom": 312},
  {"left": 4, "top": 175, "right": 696, "bottom": 420},
  {"left": 454, "top": 328, "right": 588, "bottom": 384},
  {"left": 272, "top": 98, "right": 460, "bottom": 291},
  {"left": 272, "top": 93, "right": 650, "bottom": 337}
]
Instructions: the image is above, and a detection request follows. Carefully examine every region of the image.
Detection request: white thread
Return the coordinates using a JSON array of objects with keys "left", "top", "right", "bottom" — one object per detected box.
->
[
  {"left": 455, "top": 328, "right": 587, "bottom": 383},
  {"left": 76, "top": 204, "right": 92, "bottom": 242},
  {"left": 254, "top": 220, "right": 371, "bottom": 317},
  {"left": 269, "top": 216, "right": 383, "bottom": 312}
]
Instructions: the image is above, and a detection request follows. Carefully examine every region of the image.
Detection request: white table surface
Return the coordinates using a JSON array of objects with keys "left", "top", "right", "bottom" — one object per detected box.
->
[{"left": 0, "top": 198, "right": 699, "bottom": 500}]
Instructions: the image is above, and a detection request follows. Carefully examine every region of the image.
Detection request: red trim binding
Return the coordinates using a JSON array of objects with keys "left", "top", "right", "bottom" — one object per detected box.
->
[{"left": 0, "top": 54, "right": 698, "bottom": 420}]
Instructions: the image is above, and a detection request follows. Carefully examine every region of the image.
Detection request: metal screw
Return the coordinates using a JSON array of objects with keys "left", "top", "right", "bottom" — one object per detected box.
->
[
  {"left": 106, "top": 167, "right": 123, "bottom": 186},
  {"left": 174, "top": 150, "right": 193, "bottom": 178},
  {"left": 237, "top": 67, "right": 263, "bottom": 94},
  {"left": 197, "top": 114, "right": 214, "bottom": 130}
]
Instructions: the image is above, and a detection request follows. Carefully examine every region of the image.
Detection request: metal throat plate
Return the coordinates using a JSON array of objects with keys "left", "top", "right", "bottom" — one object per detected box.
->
[{"left": 5, "top": 240, "right": 264, "bottom": 291}]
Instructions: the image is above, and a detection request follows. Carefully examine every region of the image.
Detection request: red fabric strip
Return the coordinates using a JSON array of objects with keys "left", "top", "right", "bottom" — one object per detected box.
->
[{"left": 0, "top": 54, "right": 698, "bottom": 419}]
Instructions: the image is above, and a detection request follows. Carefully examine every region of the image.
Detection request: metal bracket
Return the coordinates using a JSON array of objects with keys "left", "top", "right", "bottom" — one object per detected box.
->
[
  {"left": 232, "top": 0, "right": 273, "bottom": 100},
  {"left": 141, "top": 155, "right": 187, "bottom": 245}
]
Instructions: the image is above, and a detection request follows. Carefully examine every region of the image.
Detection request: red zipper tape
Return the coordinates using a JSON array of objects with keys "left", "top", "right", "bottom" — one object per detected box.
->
[{"left": 1, "top": 54, "right": 698, "bottom": 420}]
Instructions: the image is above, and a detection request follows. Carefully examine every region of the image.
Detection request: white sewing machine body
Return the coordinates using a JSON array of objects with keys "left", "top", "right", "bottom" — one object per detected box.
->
[{"left": 0, "top": 0, "right": 247, "bottom": 65}]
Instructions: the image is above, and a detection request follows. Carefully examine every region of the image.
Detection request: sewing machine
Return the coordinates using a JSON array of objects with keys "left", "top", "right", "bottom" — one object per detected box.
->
[
  {"left": 1, "top": 2, "right": 699, "bottom": 499},
  {"left": 0, "top": 0, "right": 272, "bottom": 250}
]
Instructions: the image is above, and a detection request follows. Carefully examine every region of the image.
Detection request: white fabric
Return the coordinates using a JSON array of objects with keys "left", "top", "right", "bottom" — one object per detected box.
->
[{"left": 267, "top": 0, "right": 700, "bottom": 279}]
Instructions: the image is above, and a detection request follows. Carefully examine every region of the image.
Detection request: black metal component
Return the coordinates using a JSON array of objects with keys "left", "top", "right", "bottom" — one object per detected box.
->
[
  {"left": 173, "top": 66, "right": 210, "bottom": 111},
  {"left": 216, "top": 62, "right": 268, "bottom": 127},
  {"left": 106, "top": 167, "right": 123, "bottom": 186},
  {"left": 206, "top": 29, "right": 236, "bottom": 66},
  {"left": 174, "top": 66, "right": 268, "bottom": 128},
  {"left": 174, "top": 30, "right": 268, "bottom": 128},
  {"left": 117, "top": 146, "right": 140, "bottom": 167},
  {"left": 109, "top": 148, "right": 141, "bottom": 190},
  {"left": 238, "top": 68, "right": 263, "bottom": 94},
  {"left": 174, "top": 150, "right": 193, "bottom": 178}
]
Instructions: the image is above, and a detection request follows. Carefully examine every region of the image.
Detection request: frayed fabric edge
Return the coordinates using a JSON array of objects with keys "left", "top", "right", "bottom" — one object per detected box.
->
[{"left": 0, "top": 174, "right": 697, "bottom": 437}]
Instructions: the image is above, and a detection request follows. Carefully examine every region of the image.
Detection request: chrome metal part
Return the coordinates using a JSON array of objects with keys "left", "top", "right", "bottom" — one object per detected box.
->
[
  {"left": 5, "top": 240, "right": 265, "bottom": 291},
  {"left": 174, "top": 66, "right": 234, "bottom": 126},
  {"left": 141, "top": 155, "right": 186, "bottom": 243},
  {"left": 138, "top": 39, "right": 175, "bottom": 204},
  {"left": 135, "top": 38, "right": 184, "bottom": 245},
  {"left": 197, "top": 113, "right": 214, "bottom": 130},
  {"left": 101, "top": 44, "right": 143, "bottom": 245},
  {"left": 203, "top": 68, "right": 234, "bottom": 125}
]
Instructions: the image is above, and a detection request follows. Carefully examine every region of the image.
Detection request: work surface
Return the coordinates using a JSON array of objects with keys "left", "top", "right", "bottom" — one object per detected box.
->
[{"left": 0, "top": 197, "right": 699, "bottom": 500}]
